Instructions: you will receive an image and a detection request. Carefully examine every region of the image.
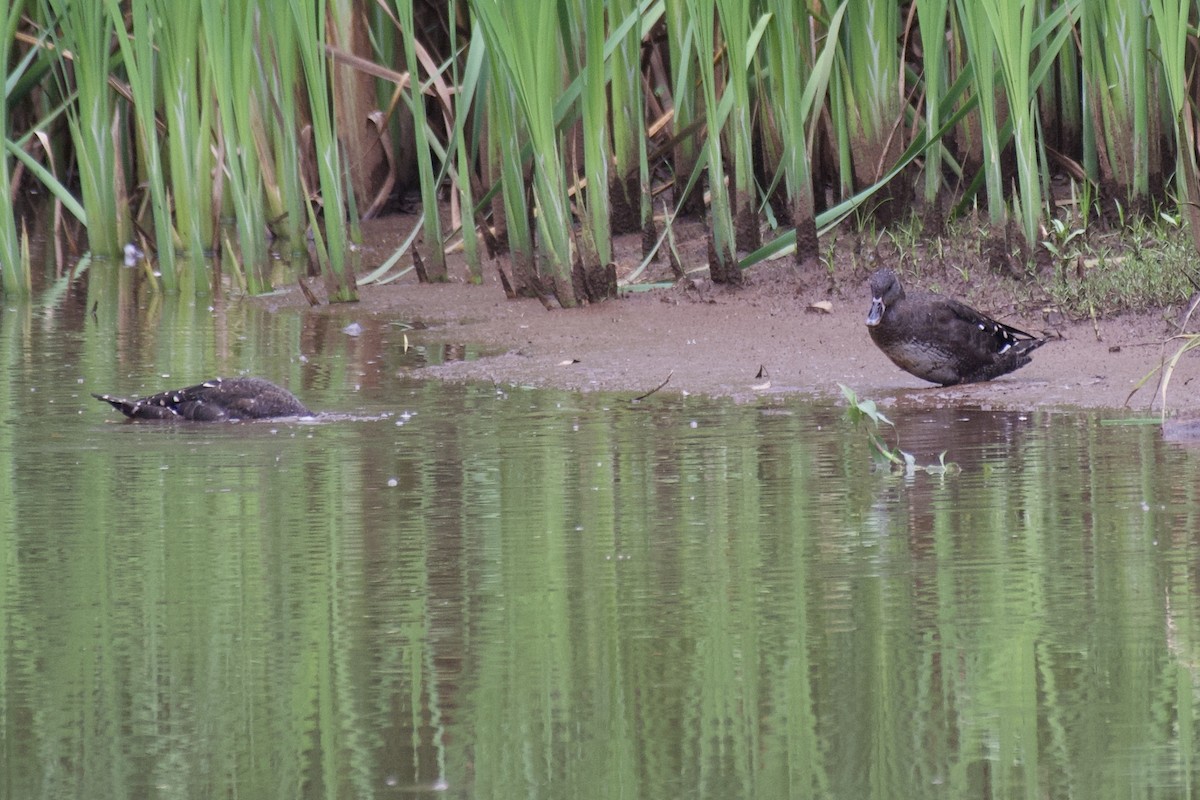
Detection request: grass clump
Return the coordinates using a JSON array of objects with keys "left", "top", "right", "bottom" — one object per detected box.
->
[
  {"left": 858, "top": 205, "right": 1194, "bottom": 319},
  {"left": 1039, "top": 215, "right": 1195, "bottom": 315}
]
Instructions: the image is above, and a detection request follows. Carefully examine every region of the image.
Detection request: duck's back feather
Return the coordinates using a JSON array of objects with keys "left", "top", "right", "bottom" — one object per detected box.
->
[{"left": 93, "top": 377, "right": 312, "bottom": 421}]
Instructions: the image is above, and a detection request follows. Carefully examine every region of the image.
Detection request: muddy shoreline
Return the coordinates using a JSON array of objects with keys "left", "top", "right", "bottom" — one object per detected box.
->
[{"left": 263, "top": 250, "right": 1200, "bottom": 416}]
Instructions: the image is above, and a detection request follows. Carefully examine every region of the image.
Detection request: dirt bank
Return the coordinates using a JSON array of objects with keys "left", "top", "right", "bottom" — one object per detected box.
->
[{"left": 269, "top": 219, "right": 1200, "bottom": 416}]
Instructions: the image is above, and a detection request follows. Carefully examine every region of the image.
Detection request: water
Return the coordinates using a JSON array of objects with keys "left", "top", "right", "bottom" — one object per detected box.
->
[{"left": 2, "top": 292, "right": 1200, "bottom": 800}]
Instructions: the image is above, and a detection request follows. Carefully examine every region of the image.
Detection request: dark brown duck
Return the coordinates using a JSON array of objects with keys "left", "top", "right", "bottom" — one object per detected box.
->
[
  {"left": 93, "top": 377, "right": 312, "bottom": 421},
  {"left": 865, "top": 268, "right": 1048, "bottom": 386}
]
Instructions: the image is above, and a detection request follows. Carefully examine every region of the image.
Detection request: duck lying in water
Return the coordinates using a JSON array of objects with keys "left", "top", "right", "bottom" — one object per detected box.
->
[{"left": 93, "top": 377, "right": 312, "bottom": 421}]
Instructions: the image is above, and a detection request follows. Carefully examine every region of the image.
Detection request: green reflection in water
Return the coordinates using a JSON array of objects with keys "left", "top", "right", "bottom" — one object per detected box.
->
[{"left": 0, "top": 299, "right": 1199, "bottom": 799}]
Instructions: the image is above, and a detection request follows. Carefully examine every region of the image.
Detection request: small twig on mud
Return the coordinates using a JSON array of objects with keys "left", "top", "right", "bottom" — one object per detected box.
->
[
  {"left": 412, "top": 247, "right": 429, "bottom": 283},
  {"left": 632, "top": 372, "right": 673, "bottom": 402},
  {"left": 1176, "top": 267, "right": 1200, "bottom": 332},
  {"left": 298, "top": 277, "right": 321, "bottom": 306}
]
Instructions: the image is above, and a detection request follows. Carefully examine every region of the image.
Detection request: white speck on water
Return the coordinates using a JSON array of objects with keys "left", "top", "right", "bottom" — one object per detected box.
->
[
  {"left": 343, "top": 322, "right": 363, "bottom": 337},
  {"left": 387, "top": 478, "right": 398, "bottom": 487}
]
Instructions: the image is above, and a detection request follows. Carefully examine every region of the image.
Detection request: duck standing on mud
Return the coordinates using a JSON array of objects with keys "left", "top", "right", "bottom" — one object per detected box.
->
[
  {"left": 865, "top": 268, "right": 1048, "bottom": 386},
  {"left": 93, "top": 377, "right": 312, "bottom": 421}
]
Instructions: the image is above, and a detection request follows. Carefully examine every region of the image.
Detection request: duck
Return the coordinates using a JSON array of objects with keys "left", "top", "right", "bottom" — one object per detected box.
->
[
  {"left": 93, "top": 377, "right": 312, "bottom": 421},
  {"left": 865, "top": 268, "right": 1048, "bottom": 386}
]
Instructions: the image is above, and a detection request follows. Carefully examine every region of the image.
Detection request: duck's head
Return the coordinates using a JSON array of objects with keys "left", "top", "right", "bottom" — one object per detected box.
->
[{"left": 866, "top": 268, "right": 903, "bottom": 327}]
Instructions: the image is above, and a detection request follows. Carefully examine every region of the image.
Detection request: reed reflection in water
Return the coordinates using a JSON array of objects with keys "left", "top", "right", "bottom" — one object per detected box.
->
[{"left": 1, "top": 297, "right": 1198, "bottom": 799}]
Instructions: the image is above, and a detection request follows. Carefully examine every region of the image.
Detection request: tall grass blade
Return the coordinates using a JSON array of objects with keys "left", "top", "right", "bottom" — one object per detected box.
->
[
  {"left": 396, "top": 0, "right": 447, "bottom": 280},
  {"left": 714, "top": 0, "right": 761, "bottom": 252},
  {"left": 663, "top": 0, "right": 702, "bottom": 215},
  {"left": 606, "top": 0, "right": 646, "bottom": 244},
  {"left": 762, "top": 1, "right": 846, "bottom": 266},
  {"left": 201, "top": 0, "right": 268, "bottom": 293},
  {"left": 154, "top": 0, "right": 214, "bottom": 267},
  {"left": 684, "top": 0, "right": 737, "bottom": 283},
  {"left": 329, "top": 0, "right": 388, "bottom": 218},
  {"left": 578, "top": 0, "right": 613, "bottom": 270},
  {"left": 260, "top": 0, "right": 308, "bottom": 251},
  {"left": 839, "top": 0, "right": 907, "bottom": 222},
  {"left": 1080, "top": 0, "right": 1150, "bottom": 212},
  {"left": 978, "top": 0, "right": 1042, "bottom": 251},
  {"left": 474, "top": 0, "right": 577, "bottom": 306},
  {"left": 955, "top": 0, "right": 1007, "bottom": 230},
  {"left": 482, "top": 71, "right": 537, "bottom": 295},
  {"left": 1036, "top": 0, "right": 1082, "bottom": 170},
  {"left": 0, "top": 0, "right": 27, "bottom": 294},
  {"left": 289, "top": 0, "right": 357, "bottom": 302},
  {"left": 41, "top": 0, "right": 126, "bottom": 258},
  {"left": 1148, "top": 0, "right": 1200, "bottom": 248},
  {"left": 449, "top": 0, "right": 483, "bottom": 283},
  {"left": 915, "top": 0, "right": 950, "bottom": 222},
  {"left": 106, "top": 0, "right": 179, "bottom": 291}
]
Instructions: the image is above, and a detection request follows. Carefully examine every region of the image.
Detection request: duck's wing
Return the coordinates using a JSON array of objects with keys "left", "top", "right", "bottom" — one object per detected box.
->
[
  {"left": 931, "top": 299, "right": 1048, "bottom": 383},
  {"left": 197, "top": 378, "right": 312, "bottom": 419},
  {"left": 93, "top": 383, "right": 234, "bottom": 420},
  {"left": 937, "top": 298, "right": 1041, "bottom": 355},
  {"left": 91, "top": 390, "right": 208, "bottom": 420}
]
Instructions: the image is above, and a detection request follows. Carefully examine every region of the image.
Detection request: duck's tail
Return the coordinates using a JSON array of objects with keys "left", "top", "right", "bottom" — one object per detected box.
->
[{"left": 91, "top": 393, "right": 178, "bottom": 420}]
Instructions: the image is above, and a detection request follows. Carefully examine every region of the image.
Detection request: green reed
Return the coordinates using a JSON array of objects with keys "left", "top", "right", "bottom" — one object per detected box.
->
[
  {"left": 955, "top": 0, "right": 1006, "bottom": 232},
  {"left": 759, "top": 2, "right": 846, "bottom": 265},
  {"left": 0, "top": 0, "right": 26, "bottom": 293},
  {"left": 684, "top": 0, "right": 736, "bottom": 283},
  {"left": 1081, "top": 0, "right": 1151, "bottom": 210},
  {"left": 10, "top": 0, "right": 1200, "bottom": 302},
  {"left": 1037, "top": 0, "right": 1081, "bottom": 181},
  {"left": 397, "top": 0, "right": 447, "bottom": 280},
  {"left": 483, "top": 70, "right": 537, "bottom": 295},
  {"left": 1148, "top": 0, "right": 1197, "bottom": 236},
  {"left": 606, "top": 0, "right": 649, "bottom": 243},
  {"left": 576, "top": 0, "right": 614, "bottom": 269},
  {"left": 915, "top": 0, "right": 951, "bottom": 217},
  {"left": 448, "top": 3, "right": 483, "bottom": 283},
  {"left": 474, "top": 0, "right": 577, "bottom": 305},
  {"left": 3, "top": 28, "right": 78, "bottom": 233},
  {"left": 153, "top": 0, "right": 214, "bottom": 268},
  {"left": 201, "top": 0, "right": 269, "bottom": 293},
  {"left": 289, "top": 0, "right": 356, "bottom": 302},
  {"left": 979, "top": 0, "right": 1041, "bottom": 253},
  {"left": 106, "top": 0, "right": 177, "bottom": 291},
  {"left": 258, "top": 4, "right": 308, "bottom": 253},
  {"left": 663, "top": 0, "right": 700, "bottom": 215},
  {"left": 839, "top": 0, "right": 904, "bottom": 214},
  {"left": 41, "top": 0, "right": 126, "bottom": 259},
  {"left": 328, "top": 0, "right": 371, "bottom": 223},
  {"left": 715, "top": 0, "right": 761, "bottom": 253}
]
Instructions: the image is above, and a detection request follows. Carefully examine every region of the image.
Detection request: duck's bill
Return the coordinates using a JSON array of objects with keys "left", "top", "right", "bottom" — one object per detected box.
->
[{"left": 866, "top": 298, "right": 884, "bottom": 326}]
